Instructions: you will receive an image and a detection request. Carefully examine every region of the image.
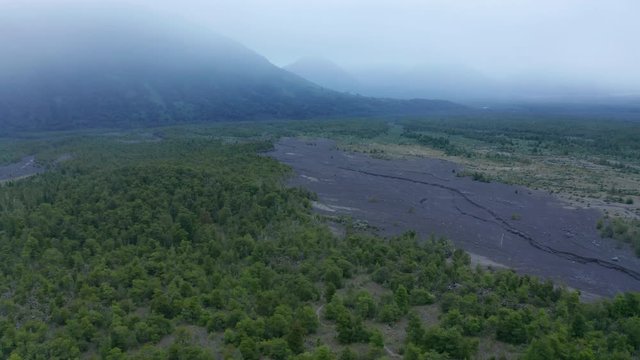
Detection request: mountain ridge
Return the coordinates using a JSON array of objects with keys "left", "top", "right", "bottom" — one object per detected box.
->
[
  {"left": 0, "top": 19, "right": 461, "bottom": 132},
  {"left": 284, "top": 57, "right": 360, "bottom": 93}
]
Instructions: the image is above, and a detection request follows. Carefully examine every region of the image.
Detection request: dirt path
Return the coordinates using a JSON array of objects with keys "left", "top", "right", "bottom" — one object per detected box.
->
[
  {"left": 384, "top": 345, "right": 401, "bottom": 358},
  {"left": 315, "top": 304, "right": 329, "bottom": 327}
]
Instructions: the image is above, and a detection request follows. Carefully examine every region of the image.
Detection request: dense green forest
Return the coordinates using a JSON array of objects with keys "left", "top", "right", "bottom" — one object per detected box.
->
[{"left": 1, "top": 126, "right": 640, "bottom": 359}]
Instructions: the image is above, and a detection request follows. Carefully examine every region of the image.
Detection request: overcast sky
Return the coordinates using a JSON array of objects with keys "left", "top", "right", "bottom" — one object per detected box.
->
[{"left": 4, "top": 0, "right": 640, "bottom": 93}]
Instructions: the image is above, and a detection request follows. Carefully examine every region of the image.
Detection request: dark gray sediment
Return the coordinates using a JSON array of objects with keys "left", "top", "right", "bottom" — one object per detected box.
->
[
  {"left": 0, "top": 156, "right": 44, "bottom": 182},
  {"left": 269, "top": 137, "right": 640, "bottom": 297}
]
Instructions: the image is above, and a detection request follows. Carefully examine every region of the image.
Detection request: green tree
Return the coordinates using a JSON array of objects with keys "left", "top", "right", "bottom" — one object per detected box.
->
[
  {"left": 395, "top": 285, "right": 410, "bottom": 313},
  {"left": 296, "top": 305, "right": 319, "bottom": 334},
  {"left": 355, "top": 292, "right": 376, "bottom": 319},
  {"left": 286, "top": 323, "right": 305, "bottom": 354}
]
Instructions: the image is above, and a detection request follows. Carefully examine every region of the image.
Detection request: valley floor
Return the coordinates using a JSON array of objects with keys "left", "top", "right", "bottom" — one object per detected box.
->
[
  {"left": 270, "top": 137, "right": 640, "bottom": 298},
  {"left": 0, "top": 155, "right": 43, "bottom": 182}
]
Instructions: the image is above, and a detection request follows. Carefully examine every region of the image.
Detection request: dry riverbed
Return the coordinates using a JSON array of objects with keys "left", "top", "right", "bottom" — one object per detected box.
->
[
  {"left": 0, "top": 156, "right": 44, "bottom": 182},
  {"left": 270, "top": 137, "right": 640, "bottom": 298}
]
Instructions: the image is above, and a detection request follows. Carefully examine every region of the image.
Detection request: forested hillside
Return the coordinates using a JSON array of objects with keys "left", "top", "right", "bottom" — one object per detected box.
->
[
  {"left": 1, "top": 132, "right": 640, "bottom": 359},
  {"left": 0, "top": 15, "right": 459, "bottom": 133}
]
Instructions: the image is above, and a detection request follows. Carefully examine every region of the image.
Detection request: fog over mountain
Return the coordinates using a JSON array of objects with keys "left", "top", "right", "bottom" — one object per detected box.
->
[
  {"left": 139, "top": 0, "right": 640, "bottom": 100},
  {"left": 287, "top": 60, "right": 621, "bottom": 103},
  {"left": 284, "top": 57, "right": 360, "bottom": 93},
  {"left": 1, "top": 0, "right": 639, "bottom": 129},
  {"left": 0, "top": 4, "right": 459, "bottom": 131}
]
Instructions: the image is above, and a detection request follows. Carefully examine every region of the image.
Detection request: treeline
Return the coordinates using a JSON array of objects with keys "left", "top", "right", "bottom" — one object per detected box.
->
[
  {"left": 0, "top": 135, "right": 639, "bottom": 359},
  {"left": 398, "top": 117, "right": 640, "bottom": 162},
  {"left": 400, "top": 131, "right": 471, "bottom": 157}
]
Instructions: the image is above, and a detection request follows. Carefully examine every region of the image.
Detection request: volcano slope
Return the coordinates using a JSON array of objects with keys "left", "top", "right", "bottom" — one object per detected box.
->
[{"left": 270, "top": 137, "right": 640, "bottom": 297}]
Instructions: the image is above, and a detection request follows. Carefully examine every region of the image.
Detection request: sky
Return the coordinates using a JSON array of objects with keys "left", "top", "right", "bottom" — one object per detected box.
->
[{"left": 3, "top": 0, "right": 640, "bottom": 96}]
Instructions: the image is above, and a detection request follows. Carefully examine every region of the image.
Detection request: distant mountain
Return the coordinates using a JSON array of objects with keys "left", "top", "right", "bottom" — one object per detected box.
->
[
  {"left": 350, "top": 64, "right": 502, "bottom": 102},
  {"left": 281, "top": 60, "right": 507, "bottom": 102},
  {"left": 284, "top": 57, "right": 360, "bottom": 92},
  {"left": 282, "top": 58, "right": 503, "bottom": 101},
  {"left": 0, "top": 16, "right": 460, "bottom": 132},
  {"left": 293, "top": 60, "right": 609, "bottom": 104}
]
